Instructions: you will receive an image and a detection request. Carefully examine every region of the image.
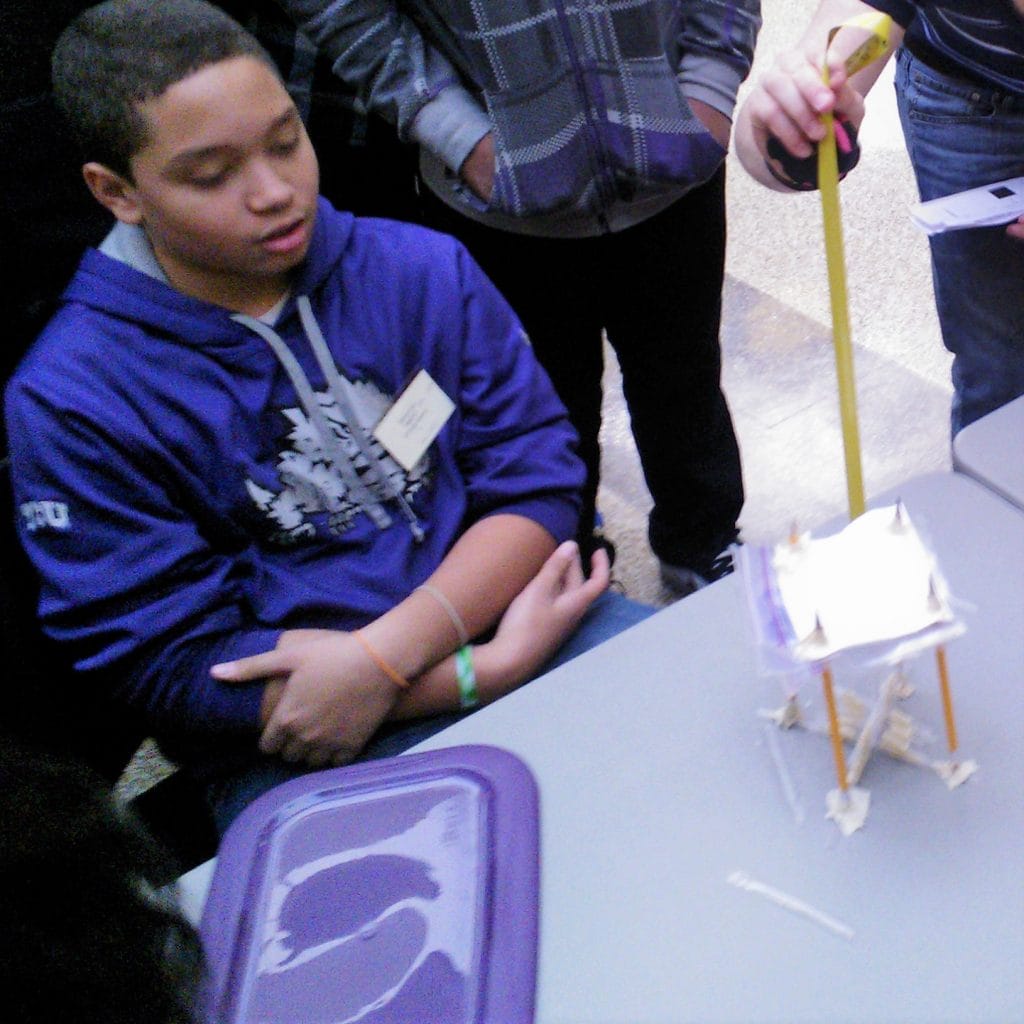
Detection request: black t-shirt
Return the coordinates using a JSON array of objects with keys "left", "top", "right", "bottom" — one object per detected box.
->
[{"left": 866, "top": 1, "right": 1024, "bottom": 93}]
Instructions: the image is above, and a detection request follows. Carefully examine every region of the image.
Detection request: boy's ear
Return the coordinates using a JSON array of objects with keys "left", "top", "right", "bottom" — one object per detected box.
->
[{"left": 82, "top": 162, "right": 144, "bottom": 225}]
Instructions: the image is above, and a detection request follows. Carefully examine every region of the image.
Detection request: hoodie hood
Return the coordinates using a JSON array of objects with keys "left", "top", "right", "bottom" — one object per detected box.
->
[{"left": 61, "top": 197, "right": 354, "bottom": 352}]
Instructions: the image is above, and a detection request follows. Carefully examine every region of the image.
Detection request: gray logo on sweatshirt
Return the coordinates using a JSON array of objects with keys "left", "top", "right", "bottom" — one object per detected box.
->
[
  {"left": 246, "top": 381, "right": 430, "bottom": 544},
  {"left": 21, "top": 500, "right": 71, "bottom": 533}
]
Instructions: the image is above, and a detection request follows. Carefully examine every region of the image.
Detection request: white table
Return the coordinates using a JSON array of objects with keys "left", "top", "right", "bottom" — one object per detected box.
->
[
  {"left": 181, "top": 472, "right": 1024, "bottom": 1023},
  {"left": 953, "top": 394, "right": 1024, "bottom": 512}
]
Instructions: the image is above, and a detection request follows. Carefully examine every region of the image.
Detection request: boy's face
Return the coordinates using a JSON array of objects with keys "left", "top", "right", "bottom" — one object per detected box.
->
[{"left": 87, "top": 56, "right": 319, "bottom": 314}]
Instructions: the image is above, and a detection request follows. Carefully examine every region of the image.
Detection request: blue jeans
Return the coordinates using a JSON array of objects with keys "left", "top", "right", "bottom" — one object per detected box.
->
[
  {"left": 895, "top": 47, "right": 1024, "bottom": 435},
  {"left": 202, "top": 590, "right": 655, "bottom": 833}
]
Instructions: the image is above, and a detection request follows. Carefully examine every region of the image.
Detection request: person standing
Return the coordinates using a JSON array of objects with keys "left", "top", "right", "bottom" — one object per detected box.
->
[
  {"left": 733, "top": 0, "right": 1024, "bottom": 435},
  {"left": 273, "top": 1, "right": 761, "bottom": 594}
]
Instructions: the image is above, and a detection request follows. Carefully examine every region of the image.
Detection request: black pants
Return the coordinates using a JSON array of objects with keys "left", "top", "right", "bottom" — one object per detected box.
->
[{"left": 421, "top": 167, "right": 743, "bottom": 568}]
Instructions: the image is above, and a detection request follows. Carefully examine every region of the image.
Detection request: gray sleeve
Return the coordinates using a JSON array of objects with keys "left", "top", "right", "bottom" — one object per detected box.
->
[
  {"left": 677, "top": 0, "right": 762, "bottom": 118},
  {"left": 271, "top": 0, "right": 489, "bottom": 167}
]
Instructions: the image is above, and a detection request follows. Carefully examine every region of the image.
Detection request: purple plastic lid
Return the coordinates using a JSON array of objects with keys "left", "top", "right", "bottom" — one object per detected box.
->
[{"left": 198, "top": 745, "right": 539, "bottom": 1024}]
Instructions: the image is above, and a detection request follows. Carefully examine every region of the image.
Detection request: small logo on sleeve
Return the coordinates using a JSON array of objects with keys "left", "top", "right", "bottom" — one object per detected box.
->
[{"left": 21, "top": 500, "right": 71, "bottom": 533}]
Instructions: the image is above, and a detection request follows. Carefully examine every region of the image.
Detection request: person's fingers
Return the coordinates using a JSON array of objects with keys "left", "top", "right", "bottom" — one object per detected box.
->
[
  {"left": 302, "top": 745, "right": 332, "bottom": 769},
  {"left": 1006, "top": 218, "right": 1024, "bottom": 241},
  {"left": 748, "top": 81, "right": 821, "bottom": 159},
  {"left": 579, "top": 569, "right": 610, "bottom": 608},
  {"left": 555, "top": 547, "right": 609, "bottom": 618},
  {"left": 271, "top": 723, "right": 334, "bottom": 765},
  {"left": 822, "top": 43, "right": 851, "bottom": 88},
  {"left": 278, "top": 738, "right": 310, "bottom": 764},
  {"left": 748, "top": 89, "right": 805, "bottom": 156},
  {"left": 258, "top": 716, "right": 286, "bottom": 755},
  {"left": 552, "top": 539, "right": 579, "bottom": 567},
  {"left": 276, "top": 627, "right": 335, "bottom": 650},
  {"left": 560, "top": 542, "right": 587, "bottom": 590},
  {"left": 259, "top": 693, "right": 316, "bottom": 756},
  {"left": 774, "top": 52, "right": 835, "bottom": 122},
  {"left": 254, "top": 678, "right": 287, "bottom": 729},
  {"left": 211, "top": 648, "right": 290, "bottom": 683},
  {"left": 585, "top": 546, "right": 611, "bottom": 593},
  {"left": 832, "top": 80, "right": 866, "bottom": 129},
  {"left": 557, "top": 571, "right": 608, "bottom": 624},
  {"left": 533, "top": 540, "right": 578, "bottom": 591}
]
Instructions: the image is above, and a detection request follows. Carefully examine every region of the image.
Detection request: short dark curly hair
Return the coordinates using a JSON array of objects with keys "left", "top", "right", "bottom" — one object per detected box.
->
[
  {"left": 0, "top": 739, "right": 205, "bottom": 1024},
  {"left": 52, "top": 0, "right": 277, "bottom": 179}
]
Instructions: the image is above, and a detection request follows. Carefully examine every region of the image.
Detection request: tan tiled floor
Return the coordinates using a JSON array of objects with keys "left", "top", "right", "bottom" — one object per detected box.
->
[{"left": 602, "top": 0, "right": 952, "bottom": 608}]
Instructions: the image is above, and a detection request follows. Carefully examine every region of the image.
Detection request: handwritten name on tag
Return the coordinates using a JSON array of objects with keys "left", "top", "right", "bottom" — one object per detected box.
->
[{"left": 373, "top": 369, "right": 455, "bottom": 471}]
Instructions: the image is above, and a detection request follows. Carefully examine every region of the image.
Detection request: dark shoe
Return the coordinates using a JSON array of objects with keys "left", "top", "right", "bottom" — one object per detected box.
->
[
  {"left": 658, "top": 548, "right": 734, "bottom": 596},
  {"left": 582, "top": 529, "right": 617, "bottom": 573}
]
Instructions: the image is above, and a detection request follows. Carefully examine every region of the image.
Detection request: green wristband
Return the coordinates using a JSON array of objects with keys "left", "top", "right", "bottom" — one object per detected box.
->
[{"left": 455, "top": 645, "right": 478, "bottom": 709}]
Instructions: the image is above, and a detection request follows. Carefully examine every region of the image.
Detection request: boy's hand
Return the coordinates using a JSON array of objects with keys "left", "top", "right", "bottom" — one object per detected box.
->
[
  {"left": 744, "top": 47, "right": 864, "bottom": 164},
  {"left": 460, "top": 133, "right": 495, "bottom": 203},
  {"left": 211, "top": 630, "right": 401, "bottom": 767},
  {"left": 689, "top": 99, "right": 732, "bottom": 149},
  {"left": 480, "top": 540, "right": 610, "bottom": 686}
]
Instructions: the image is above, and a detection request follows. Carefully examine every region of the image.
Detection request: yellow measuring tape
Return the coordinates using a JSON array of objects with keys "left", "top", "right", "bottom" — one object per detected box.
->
[{"left": 817, "top": 12, "right": 891, "bottom": 520}]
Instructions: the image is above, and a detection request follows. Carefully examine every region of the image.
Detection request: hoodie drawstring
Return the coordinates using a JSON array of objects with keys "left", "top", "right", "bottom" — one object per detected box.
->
[
  {"left": 232, "top": 301, "right": 425, "bottom": 541},
  {"left": 295, "top": 297, "right": 424, "bottom": 540}
]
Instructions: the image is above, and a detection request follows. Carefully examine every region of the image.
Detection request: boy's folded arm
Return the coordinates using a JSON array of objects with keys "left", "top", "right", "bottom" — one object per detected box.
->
[
  {"left": 6, "top": 391, "right": 286, "bottom": 740},
  {"left": 391, "top": 538, "right": 611, "bottom": 718},
  {"left": 213, "top": 512, "right": 558, "bottom": 764},
  {"left": 221, "top": 520, "right": 609, "bottom": 759}
]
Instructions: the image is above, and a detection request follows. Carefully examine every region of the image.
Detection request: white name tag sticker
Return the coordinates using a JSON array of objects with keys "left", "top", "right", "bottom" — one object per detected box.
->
[{"left": 373, "top": 369, "right": 455, "bottom": 471}]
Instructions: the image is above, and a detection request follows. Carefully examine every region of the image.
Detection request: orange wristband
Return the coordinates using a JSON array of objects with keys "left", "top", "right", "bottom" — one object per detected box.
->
[{"left": 353, "top": 630, "right": 410, "bottom": 689}]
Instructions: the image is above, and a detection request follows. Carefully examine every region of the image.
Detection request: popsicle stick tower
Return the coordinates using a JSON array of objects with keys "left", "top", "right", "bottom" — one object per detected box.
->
[{"left": 742, "top": 503, "right": 974, "bottom": 835}]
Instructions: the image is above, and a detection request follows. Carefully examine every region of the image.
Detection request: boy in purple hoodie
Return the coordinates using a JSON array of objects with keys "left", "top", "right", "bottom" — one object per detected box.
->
[{"left": 7, "top": 0, "right": 651, "bottom": 828}]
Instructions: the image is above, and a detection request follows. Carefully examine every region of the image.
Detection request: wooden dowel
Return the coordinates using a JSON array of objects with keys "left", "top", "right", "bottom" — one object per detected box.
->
[{"left": 821, "top": 665, "right": 849, "bottom": 792}]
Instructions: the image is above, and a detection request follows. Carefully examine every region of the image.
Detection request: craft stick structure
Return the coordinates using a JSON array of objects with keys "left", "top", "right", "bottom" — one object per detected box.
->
[{"left": 740, "top": 504, "right": 975, "bottom": 835}]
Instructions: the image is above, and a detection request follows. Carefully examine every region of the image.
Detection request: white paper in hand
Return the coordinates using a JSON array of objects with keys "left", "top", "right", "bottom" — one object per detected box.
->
[{"left": 911, "top": 175, "right": 1024, "bottom": 235}]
